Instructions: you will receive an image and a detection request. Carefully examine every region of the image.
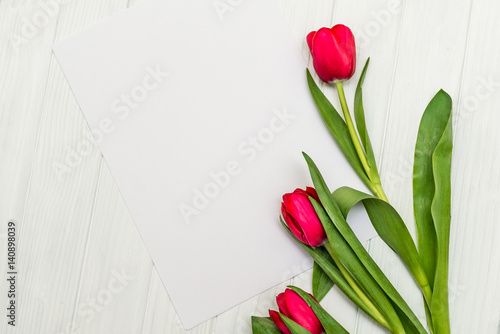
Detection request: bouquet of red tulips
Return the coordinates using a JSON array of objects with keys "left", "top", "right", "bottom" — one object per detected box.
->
[{"left": 252, "top": 24, "right": 453, "bottom": 334}]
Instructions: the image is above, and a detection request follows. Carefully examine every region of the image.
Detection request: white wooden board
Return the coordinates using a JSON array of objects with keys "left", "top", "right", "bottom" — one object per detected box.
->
[{"left": 1, "top": 0, "right": 499, "bottom": 333}]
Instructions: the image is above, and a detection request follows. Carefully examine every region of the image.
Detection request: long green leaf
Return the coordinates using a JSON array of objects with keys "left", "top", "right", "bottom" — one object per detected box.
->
[
  {"left": 332, "top": 186, "right": 431, "bottom": 301},
  {"left": 392, "top": 305, "right": 425, "bottom": 334},
  {"left": 303, "top": 152, "right": 428, "bottom": 334},
  {"left": 310, "top": 198, "right": 402, "bottom": 332},
  {"left": 312, "top": 261, "right": 334, "bottom": 302},
  {"left": 251, "top": 316, "right": 282, "bottom": 334},
  {"left": 430, "top": 110, "right": 453, "bottom": 334},
  {"left": 290, "top": 286, "right": 350, "bottom": 334},
  {"left": 280, "top": 314, "right": 314, "bottom": 334},
  {"left": 353, "top": 58, "right": 381, "bottom": 186},
  {"left": 306, "top": 70, "right": 371, "bottom": 189},
  {"left": 413, "top": 89, "right": 453, "bottom": 290}
]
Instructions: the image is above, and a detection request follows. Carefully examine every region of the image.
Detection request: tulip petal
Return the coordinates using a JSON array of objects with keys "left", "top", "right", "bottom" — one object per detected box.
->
[
  {"left": 330, "top": 25, "right": 356, "bottom": 56},
  {"left": 285, "top": 193, "right": 326, "bottom": 247},
  {"left": 331, "top": 24, "right": 356, "bottom": 78},
  {"left": 311, "top": 27, "right": 355, "bottom": 83},
  {"left": 269, "top": 310, "right": 292, "bottom": 334},
  {"left": 281, "top": 203, "right": 307, "bottom": 244},
  {"left": 276, "top": 292, "right": 288, "bottom": 315},
  {"left": 283, "top": 192, "right": 292, "bottom": 204},
  {"left": 283, "top": 290, "right": 323, "bottom": 334},
  {"left": 305, "top": 187, "right": 321, "bottom": 203},
  {"left": 290, "top": 286, "right": 350, "bottom": 334},
  {"left": 306, "top": 31, "right": 316, "bottom": 52},
  {"left": 291, "top": 189, "right": 314, "bottom": 204},
  {"left": 286, "top": 194, "right": 316, "bottom": 226}
]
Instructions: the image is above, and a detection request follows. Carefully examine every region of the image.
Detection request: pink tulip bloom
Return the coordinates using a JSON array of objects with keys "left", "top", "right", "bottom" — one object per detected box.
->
[
  {"left": 281, "top": 187, "right": 326, "bottom": 247},
  {"left": 307, "top": 24, "right": 356, "bottom": 83},
  {"left": 269, "top": 289, "right": 324, "bottom": 334}
]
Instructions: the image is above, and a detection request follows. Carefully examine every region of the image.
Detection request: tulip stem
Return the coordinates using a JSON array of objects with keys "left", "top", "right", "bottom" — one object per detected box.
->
[
  {"left": 336, "top": 82, "right": 390, "bottom": 203},
  {"left": 325, "top": 243, "right": 392, "bottom": 332},
  {"left": 336, "top": 81, "right": 371, "bottom": 177},
  {"left": 373, "top": 181, "right": 389, "bottom": 202}
]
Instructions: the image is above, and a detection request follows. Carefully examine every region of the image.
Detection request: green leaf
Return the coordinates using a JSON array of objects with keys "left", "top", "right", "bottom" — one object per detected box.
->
[
  {"left": 310, "top": 198, "right": 402, "bottom": 332},
  {"left": 306, "top": 69, "right": 371, "bottom": 189},
  {"left": 413, "top": 89, "right": 453, "bottom": 290},
  {"left": 429, "top": 101, "right": 453, "bottom": 334},
  {"left": 312, "top": 261, "right": 334, "bottom": 302},
  {"left": 280, "top": 314, "right": 314, "bottom": 334},
  {"left": 332, "top": 186, "right": 431, "bottom": 300},
  {"left": 289, "top": 286, "right": 349, "bottom": 334},
  {"left": 353, "top": 58, "right": 381, "bottom": 186},
  {"left": 303, "top": 153, "right": 428, "bottom": 334},
  {"left": 251, "top": 316, "right": 282, "bottom": 334},
  {"left": 392, "top": 305, "right": 425, "bottom": 334}
]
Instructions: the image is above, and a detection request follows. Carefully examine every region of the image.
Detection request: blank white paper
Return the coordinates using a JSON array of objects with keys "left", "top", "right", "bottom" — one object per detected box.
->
[{"left": 53, "top": 0, "right": 377, "bottom": 328}]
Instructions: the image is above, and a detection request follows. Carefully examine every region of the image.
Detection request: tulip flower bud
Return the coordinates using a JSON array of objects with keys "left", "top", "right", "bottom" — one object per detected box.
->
[
  {"left": 269, "top": 289, "right": 324, "bottom": 334},
  {"left": 281, "top": 187, "right": 326, "bottom": 247},
  {"left": 307, "top": 24, "right": 356, "bottom": 83}
]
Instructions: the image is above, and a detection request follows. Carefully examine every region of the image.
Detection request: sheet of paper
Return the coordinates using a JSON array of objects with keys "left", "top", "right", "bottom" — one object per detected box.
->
[{"left": 53, "top": 0, "right": 377, "bottom": 328}]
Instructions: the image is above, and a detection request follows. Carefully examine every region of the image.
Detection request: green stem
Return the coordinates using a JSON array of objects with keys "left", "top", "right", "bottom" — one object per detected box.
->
[
  {"left": 336, "top": 82, "right": 392, "bottom": 203},
  {"left": 413, "top": 267, "right": 433, "bottom": 310},
  {"left": 336, "top": 81, "right": 371, "bottom": 178},
  {"left": 422, "top": 285, "right": 433, "bottom": 309},
  {"left": 373, "top": 181, "right": 389, "bottom": 202},
  {"left": 424, "top": 301, "right": 435, "bottom": 334},
  {"left": 324, "top": 243, "right": 392, "bottom": 332}
]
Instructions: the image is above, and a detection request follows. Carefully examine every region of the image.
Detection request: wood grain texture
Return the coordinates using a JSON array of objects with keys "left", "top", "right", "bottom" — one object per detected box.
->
[{"left": 0, "top": 0, "right": 499, "bottom": 333}]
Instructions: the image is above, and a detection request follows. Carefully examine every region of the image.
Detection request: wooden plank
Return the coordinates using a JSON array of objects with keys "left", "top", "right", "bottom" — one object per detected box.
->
[
  {"left": 0, "top": 1, "right": 86, "bottom": 333},
  {"left": 328, "top": 1, "right": 408, "bottom": 332},
  {"left": 378, "top": 0, "right": 472, "bottom": 221},
  {"left": 374, "top": 0, "right": 473, "bottom": 332},
  {"left": 0, "top": 0, "right": 135, "bottom": 333},
  {"left": 71, "top": 164, "right": 153, "bottom": 334},
  {"left": 0, "top": 0, "right": 58, "bottom": 253},
  {"left": 1, "top": 58, "right": 103, "bottom": 334},
  {"left": 446, "top": 0, "right": 500, "bottom": 331}
]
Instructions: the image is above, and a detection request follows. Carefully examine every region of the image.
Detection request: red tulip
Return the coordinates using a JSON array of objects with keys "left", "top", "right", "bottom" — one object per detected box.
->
[
  {"left": 281, "top": 187, "right": 326, "bottom": 247},
  {"left": 269, "top": 289, "right": 324, "bottom": 334},
  {"left": 307, "top": 24, "right": 356, "bottom": 83}
]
